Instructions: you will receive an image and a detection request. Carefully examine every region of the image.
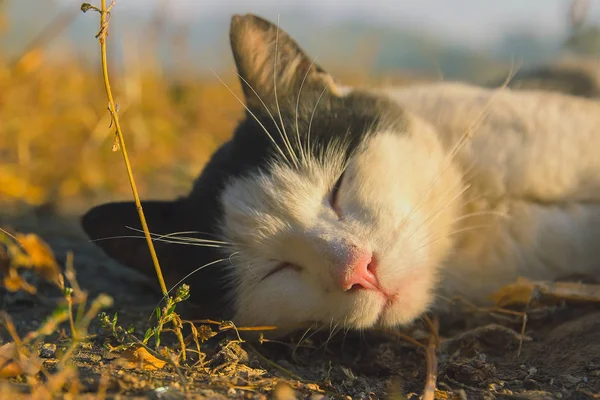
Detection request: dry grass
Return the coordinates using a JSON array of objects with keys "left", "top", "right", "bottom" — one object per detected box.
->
[
  {"left": 0, "top": 10, "right": 242, "bottom": 210},
  {"left": 0, "top": 5, "right": 415, "bottom": 212}
]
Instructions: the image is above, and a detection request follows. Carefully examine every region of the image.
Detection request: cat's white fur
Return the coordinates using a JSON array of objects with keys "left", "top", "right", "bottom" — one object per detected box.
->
[
  {"left": 387, "top": 82, "right": 600, "bottom": 301},
  {"left": 220, "top": 80, "right": 600, "bottom": 332}
]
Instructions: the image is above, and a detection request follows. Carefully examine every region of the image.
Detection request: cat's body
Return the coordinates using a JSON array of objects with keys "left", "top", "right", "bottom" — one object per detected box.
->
[
  {"left": 83, "top": 14, "right": 600, "bottom": 334},
  {"left": 386, "top": 82, "right": 600, "bottom": 302}
]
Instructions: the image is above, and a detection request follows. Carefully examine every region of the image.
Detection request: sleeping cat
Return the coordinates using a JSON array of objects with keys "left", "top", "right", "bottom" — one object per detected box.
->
[{"left": 83, "top": 14, "right": 600, "bottom": 333}]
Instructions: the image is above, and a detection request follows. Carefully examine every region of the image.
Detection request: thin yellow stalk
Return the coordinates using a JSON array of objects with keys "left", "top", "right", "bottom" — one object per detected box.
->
[{"left": 93, "top": 0, "right": 167, "bottom": 296}]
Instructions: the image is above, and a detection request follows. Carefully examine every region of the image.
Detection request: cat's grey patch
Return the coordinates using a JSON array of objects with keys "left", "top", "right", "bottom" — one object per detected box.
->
[{"left": 486, "top": 64, "right": 600, "bottom": 98}]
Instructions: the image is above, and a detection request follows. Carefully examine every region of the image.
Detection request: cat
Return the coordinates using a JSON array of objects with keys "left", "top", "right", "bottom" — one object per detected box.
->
[{"left": 82, "top": 14, "right": 600, "bottom": 334}]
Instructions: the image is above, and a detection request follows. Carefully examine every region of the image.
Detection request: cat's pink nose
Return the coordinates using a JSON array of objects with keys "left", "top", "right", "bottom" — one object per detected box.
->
[{"left": 339, "top": 251, "right": 380, "bottom": 291}]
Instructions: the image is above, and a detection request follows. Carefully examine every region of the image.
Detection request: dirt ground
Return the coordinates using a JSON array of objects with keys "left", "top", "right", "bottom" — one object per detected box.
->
[{"left": 1, "top": 205, "right": 599, "bottom": 400}]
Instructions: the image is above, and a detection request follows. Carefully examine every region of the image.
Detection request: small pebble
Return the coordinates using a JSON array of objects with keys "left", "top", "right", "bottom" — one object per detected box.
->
[
  {"left": 272, "top": 382, "right": 296, "bottom": 400},
  {"left": 90, "top": 354, "right": 102, "bottom": 363},
  {"left": 39, "top": 343, "right": 56, "bottom": 359}
]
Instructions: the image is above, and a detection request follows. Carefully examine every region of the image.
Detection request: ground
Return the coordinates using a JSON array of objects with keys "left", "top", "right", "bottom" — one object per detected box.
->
[{"left": 1, "top": 205, "right": 599, "bottom": 400}]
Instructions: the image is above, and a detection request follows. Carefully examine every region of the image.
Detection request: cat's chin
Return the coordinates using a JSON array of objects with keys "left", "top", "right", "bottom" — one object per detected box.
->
[
  {"left": 238, "top": 301, "right": 427, "bottom": 340},
  {"left": 235, "top": 276, "right": 434, "bottom": 336}
]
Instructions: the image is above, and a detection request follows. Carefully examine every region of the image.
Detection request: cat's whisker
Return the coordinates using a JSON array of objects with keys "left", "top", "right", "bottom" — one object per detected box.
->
[
  {"left": 158, "top": 236, "right": 229, "bottom": 245},
  {"left": 293, "top": 324, "right": 316, "bottom": 357},
  {"left": 341, "top": 322, "right": 351, "bottom": 349},
  {"left": 148, "top": 255, "right": 234, "bottom": 320},
  {"left": 144, "top": 229, "right": 231, "bottom": 242},
  {"left": 165, "top": 256, "right": 234, "bottom": 298},
  {"left": 307, "top": 82, "right": 331, "bottom": 158},
  {"left": 151, "top": 239, "right": 228, "bottom": 248},
  {"left": 415, "top": 202, "right": 510, "bottom": 249},
  {"left": 403, "top": 174, "right": 502, "bottom": 250},
  {"left": 400, "top": 152, "right": 478, "bottom": 244},
  {"left": 90, "top": 235, "right": 228, "bottom": 249},
  {"left": 303, "top": 324, "right": 324, "bottom": 352},
  {"left": 411, "top": 213, "right": 505, "bottom": 250},
  {"left": 450, "top": 210, "right": 509, "bottom": 224},
  {"left": 398, "top": 154, "right": 461, "bottom": 231},
  {"left": 446, "top": 65, "right": 517, "bottom": 162},
  {"left": 322, "top": 322, "right": 340, "bottom": 351},
  {"left": 417, "top": 217, "right": 490, "bottom": 248},
  {"left": 332, "top": 323, "right": 343, "bottom": 342},
  {"left": 399, "top": 138, "right": 472, "bottom": 230},
  {"left": 414, "top": 224, "right": 495, "bottom": 253},
  {"left": 295, "top": 55, "right": 320, "bottom": 166},
  {"left": 126, "top": 227, "right": 231, "bottom": 245},
  {"left": 400, "top": 69, "right": 516, "bottom": 231},
  {"left": 227, "top": 252, "right": 240, "bottom": 268},
  {"left": 235, "top": 72, "right": 297, "bottom": 167},
  {"left": 326, "top": 318, "right": 335, "bottom": 339},
  {"left": 403, "top": 155, "right": 510, "bottom": 250},
  {"left": 403, "top": 181, "right": 472, "bottom": 244},
  {"left": 273, "top": 15, "right": 301, "bottom": 169},
  {"left": 211, "top": 69, "right": 291, "bottom": 165}
]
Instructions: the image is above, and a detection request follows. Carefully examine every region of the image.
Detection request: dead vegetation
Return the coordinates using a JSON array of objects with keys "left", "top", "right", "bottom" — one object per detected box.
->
[
  {"left": 1, "top": 224, "right": 599, "bottom": 398},
  {"left": 1, "top": 0, "right": 600, "bottom": 398}
]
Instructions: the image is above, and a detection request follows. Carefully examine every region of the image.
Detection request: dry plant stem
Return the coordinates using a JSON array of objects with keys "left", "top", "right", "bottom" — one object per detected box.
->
[
  {"left": 247, "top": 343, "right": 305, "bottom": 382},
  {"left": 66, "top": 292, "right": 77, "bottom": 340},
  {"left": 382, "top": 327, "right": 426, "bottom": 349},
  {"left": 453, "top": 296, "right": 529, "bottom": 357},
  {"left": 423, "top": 315, "right": 439, "bottom": 400},
  {"left": 96, "top": 370, "right": 110, "bottom": 400},
  {"left": 96, "top": 0, "right": 167, "bottom": 296}
]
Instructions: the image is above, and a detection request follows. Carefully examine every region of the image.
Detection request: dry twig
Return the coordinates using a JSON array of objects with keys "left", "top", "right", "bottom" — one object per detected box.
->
[
  {"left": 422, "top": 315, "right": 439, "bottom": 400},
  {"left": 81, "top": 0, "right": 168, "bottom": 296}
]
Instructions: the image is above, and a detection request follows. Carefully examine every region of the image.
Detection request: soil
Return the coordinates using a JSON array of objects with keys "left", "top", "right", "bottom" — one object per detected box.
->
[{"left": 1, "top": 206, "right": 599, "bottom": 399}]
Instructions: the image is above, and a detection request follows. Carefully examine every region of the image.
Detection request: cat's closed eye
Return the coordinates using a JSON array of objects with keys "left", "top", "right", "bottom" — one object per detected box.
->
[{"left": 329, "top": 171, "right": 345, "bottom": 219}]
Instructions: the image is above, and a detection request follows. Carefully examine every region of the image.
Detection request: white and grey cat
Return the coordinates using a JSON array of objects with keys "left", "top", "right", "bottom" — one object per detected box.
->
[{"left": 83, "top": 14, "right": 600, "bottom": 333}]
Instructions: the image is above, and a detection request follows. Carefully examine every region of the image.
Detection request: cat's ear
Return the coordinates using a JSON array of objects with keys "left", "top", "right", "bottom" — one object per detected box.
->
[
  {"left": 229, "top": 14, "right": 340, "bottom": 111},
  {"left": 81, "top": 200, "right": 190, "bottom": 289}
]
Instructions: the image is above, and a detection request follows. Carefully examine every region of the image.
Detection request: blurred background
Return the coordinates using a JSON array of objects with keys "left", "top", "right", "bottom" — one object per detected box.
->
[{"left": 1, "top": 0, "right": 599, "bottom": 215}]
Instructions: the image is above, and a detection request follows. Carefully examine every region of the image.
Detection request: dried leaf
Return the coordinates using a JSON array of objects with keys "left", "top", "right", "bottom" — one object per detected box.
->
[
  {"left": 3, "top": 268, "right": 36, "bottom": 294},
  {"left": 490, "top": 277, "right": 600, "bottom": 308},
  {"left": 111, "top": 133, "right": 120, "bottom": 152},
  {"left": 16, "top": 233, "right": 61, "bottom": 283},
  {"left": 15, "top": 49, "right": 45, "bottom": 74},
  {"left": 0, "top": 343, "right": 42, "bottom": 379},
  {"left": 116, "top": 347, "right": 166, "bottom": 371},
  {"left": 30, "top": 367, "right": 80, "bottom": 399},
  {"left": 489, "top": 277, "right": 538, "bottom": 308},
  {"left": 535, "top": 280, "right": 600, "bottom": 303},
  {"left": 0, "top": 230, "right": 63, "bottom": 293},
  {"left": 196, "top": 325, "right": 216, "bottom": 342}
]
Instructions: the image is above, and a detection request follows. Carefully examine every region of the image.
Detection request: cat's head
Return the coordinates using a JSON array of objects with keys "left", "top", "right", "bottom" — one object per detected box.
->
[{"left": 82, "top": 14, "right": 464, "bottom": 333}]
